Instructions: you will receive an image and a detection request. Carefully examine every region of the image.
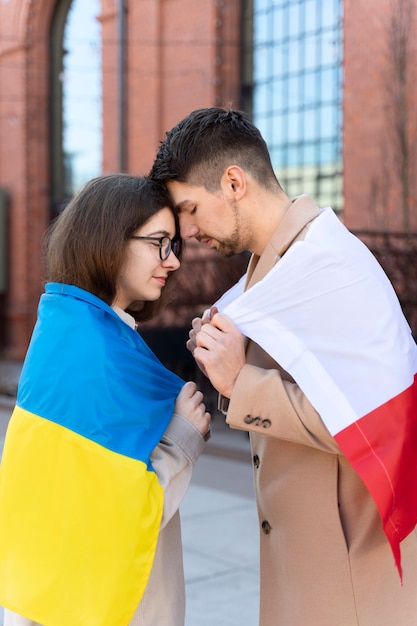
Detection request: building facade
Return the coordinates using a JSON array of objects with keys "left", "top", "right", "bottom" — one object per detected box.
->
[{"left": 0, "top": 0, "right": 416, "bottom": 360}]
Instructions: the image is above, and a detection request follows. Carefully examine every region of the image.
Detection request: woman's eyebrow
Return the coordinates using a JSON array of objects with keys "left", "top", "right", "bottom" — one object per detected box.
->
[{"left": 140, "top": 229, "right": 171, "bottom": 236}]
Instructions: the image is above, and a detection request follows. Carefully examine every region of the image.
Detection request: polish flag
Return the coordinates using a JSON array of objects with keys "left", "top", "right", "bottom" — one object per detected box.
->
[{"left": 215, "top": 208, "right": 417, "bottom": 579}]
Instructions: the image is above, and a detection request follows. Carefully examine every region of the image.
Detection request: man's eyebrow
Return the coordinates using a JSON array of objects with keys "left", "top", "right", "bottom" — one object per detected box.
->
[{"left": 174, "top": 199, "right": 191, "bottom": 213}]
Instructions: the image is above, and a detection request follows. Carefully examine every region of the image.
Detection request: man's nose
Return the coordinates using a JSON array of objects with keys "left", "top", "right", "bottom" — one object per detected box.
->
[{"left": 179, "top": 217, "right": 199, "bottom": 239}]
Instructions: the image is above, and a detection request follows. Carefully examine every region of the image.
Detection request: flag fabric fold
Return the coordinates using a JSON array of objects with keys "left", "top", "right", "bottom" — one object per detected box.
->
[
  {"left": 215, "top": 208, "right": 417, "bottom": 578},
  {"left": 0, "top": 283, "right": 184, "bottom": 626}
]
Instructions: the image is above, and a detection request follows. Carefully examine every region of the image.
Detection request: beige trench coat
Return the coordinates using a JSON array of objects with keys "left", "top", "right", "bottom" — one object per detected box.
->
[{"left": 224, "top": 195, "right": 417, "bottom": 626}]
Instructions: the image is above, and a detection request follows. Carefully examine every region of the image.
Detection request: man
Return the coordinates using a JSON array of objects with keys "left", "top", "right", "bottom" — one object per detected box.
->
[{"left": 150, "top": 107, "right": 417, "bottom": 625}]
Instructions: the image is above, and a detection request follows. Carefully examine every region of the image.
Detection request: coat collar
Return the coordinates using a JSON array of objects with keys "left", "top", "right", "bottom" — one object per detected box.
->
[{"left": 245, "top": 194, "right": 321, "bottom": 289}]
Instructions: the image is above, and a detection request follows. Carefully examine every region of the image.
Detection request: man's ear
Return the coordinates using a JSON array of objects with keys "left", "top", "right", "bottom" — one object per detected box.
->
[{"left": 221, "top": 165, "right": 246, "bottom": 200}]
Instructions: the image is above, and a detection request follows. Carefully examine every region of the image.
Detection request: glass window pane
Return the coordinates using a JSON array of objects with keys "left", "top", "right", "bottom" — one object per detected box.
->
[
  {"left": 321, "top": 0, "right": 338, "bottom": 29},
  {"left": 304, "top": 70, "right": 318, "bottom": 104},
  {"left": 253, "top": 82, "right": 272, "bottom": 116},
  {"left": 273, "top": 5, "right": 285, "bottom": 41},
  {"left": 320, "top": 66, "right": 338, "bottom": 102},
  {"left": 302, "top": 142, "right": 317, "bottom": 165},
  {"left": 271, "top": 113, "right": 286, "bottom": 145},
  {"left": 256, "top": 0, "right": 270, "bottom": 12},
  {"left": 320, "top": 105, "right": 336, "bottom": 138},
  {"left": 63, "top": 0, "right": 102, "bottom": 194},
  {"left": 254, "top": 43, "right": 271, "bottom": 81},
  {"left": 277, "top": 41, "right": 289, "bottom": 75},
  {"left": 272, "top": 146, "right": 286, "bottom": 169},
  {"left": 288, "top": 75, "right": 300, "bottom": 108},
  {"left": 252, "top": 0, "right": 343, "bottom": 211},
  {"left": 288, "top": 2, "right": 301, "bottom": 37},
  {"left": 320, "top": 139, "right": 337, "bottom": 164},
  {"left": 305, "top": 0, "right": 318, "bottom": 33},
  {"left": 257, "top": 116, "right": 273, "bottom": 146},
  {"left": 288, "top": 40, "right": 302, "bottom": 74},
  {"left": 288, "top": 111, "right": 301, "bottom": 143},
  {"left": 287, "top": 145, "right": 300, "bottom": 167},
  {"left": 304, "top": 36, "right": 318, "bottom": 70},
  {"left": 321, "top": 33, "right": 339, "bottom": 65},
  {"left": 271, "top": 79, "right": 285, "bottom": 113},
  {"left": 303, "top": 108, "right": 318, "bottom": 142},
  {"left": 254, "top": 11, "right": 269, "bottom": 44}
]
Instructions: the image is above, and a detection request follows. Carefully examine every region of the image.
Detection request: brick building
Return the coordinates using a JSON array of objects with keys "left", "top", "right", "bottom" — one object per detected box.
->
[{"left": 0, "top": 0, "right": 416, "bottom": 360}]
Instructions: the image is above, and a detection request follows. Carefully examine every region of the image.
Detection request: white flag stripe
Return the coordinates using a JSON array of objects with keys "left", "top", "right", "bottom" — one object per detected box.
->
[
  {"left": 216, "top": 208, "right": 417, "bottom": 432},
  {"left": 225, "top": 304, "right": 359, "bottom": 434}
]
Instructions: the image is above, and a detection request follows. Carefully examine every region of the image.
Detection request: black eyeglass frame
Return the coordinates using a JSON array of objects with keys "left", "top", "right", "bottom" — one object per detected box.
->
[{"left": 130, "top": 235, "right": 181, "bottom": 261}]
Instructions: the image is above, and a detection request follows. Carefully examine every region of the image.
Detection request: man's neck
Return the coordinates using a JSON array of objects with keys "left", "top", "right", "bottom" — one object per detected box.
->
[{"left": 247, "top": 190, "right": 292, "bottom": 256}]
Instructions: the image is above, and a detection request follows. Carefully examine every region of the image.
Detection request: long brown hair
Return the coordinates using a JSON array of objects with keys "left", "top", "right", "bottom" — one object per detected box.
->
[{"left": 45, "top": 173, "right": 182, "bottom": 322}]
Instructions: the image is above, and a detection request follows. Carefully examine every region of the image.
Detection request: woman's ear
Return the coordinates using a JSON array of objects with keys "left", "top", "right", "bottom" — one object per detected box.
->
[{"left": 221, "top": 165, "right": 246, "bottom": 200}]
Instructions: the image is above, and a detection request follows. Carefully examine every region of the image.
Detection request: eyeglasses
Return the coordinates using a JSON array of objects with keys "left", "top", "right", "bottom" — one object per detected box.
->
[{"left": 130, "top": 235, "right": 181, "bottom": 261}]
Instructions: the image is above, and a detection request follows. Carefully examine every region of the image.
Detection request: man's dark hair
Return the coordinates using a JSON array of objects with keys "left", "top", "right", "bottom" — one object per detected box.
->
[{"left": 150, "top": 107, "right": 281, "bottom": 192}]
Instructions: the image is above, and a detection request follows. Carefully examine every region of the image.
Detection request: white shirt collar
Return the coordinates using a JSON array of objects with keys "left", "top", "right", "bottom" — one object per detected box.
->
[{"left": 112, "top": 305, "right": 136, "bottom": 330}]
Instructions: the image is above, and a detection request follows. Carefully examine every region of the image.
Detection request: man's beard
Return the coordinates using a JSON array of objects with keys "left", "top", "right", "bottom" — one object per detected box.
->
[
  {"left": 214, "top": 236, "right": 239, "bottom": 257},
  {"left": 215, "top": 199, "right": 245, "bottom": 258}
]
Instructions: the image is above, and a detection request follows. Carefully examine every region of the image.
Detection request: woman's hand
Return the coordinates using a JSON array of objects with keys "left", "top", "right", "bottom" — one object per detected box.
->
[{"left": 174, "top": 381, "right": 211, "bottom": 438}]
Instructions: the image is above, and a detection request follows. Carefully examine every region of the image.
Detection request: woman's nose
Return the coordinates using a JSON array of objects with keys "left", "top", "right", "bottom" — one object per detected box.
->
[{"left": 162, "top": 249, "right": 181, "bottom": 269}]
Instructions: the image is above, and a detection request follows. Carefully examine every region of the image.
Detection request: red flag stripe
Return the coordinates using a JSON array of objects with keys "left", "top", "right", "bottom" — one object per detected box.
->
[{"left": 334, "top": 373, "right": 417, "bottom": 578}]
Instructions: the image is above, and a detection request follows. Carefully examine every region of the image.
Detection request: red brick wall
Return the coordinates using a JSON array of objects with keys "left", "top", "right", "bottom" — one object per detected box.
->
[
  {"left": 101, "top": 0, "right": 241, "bottom": 175},
  {"left": 0, "top": 0, "right": 241, "bottom": 359},
  {"left": 0, "top": 0, "right": 54, "bottom": 359},
  {"left": 343, "top": 0, "right": 417, "bottom": 232},
  {"left": 100, "top": 1, "right": 120, "bottom": 174}
]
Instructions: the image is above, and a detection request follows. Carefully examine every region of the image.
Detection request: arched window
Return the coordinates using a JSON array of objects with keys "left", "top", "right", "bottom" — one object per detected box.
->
[{"left": 50, "top": 0, "right": 102, "bottom": 215}]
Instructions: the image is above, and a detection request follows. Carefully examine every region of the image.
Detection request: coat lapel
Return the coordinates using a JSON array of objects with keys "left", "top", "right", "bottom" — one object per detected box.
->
[{"left": 246, "top": 194, "right": 321, "bottom": 290}]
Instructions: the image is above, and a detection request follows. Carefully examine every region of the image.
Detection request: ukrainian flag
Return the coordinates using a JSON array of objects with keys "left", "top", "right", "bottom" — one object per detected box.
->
[{"left": 0, "top": 283, "right": 184, "bottom": 626}]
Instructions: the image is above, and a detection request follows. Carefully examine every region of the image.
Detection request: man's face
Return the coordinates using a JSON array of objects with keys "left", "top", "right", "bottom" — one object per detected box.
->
[{"left": 167, "top": 180, "right": 248, "bottom": 258}]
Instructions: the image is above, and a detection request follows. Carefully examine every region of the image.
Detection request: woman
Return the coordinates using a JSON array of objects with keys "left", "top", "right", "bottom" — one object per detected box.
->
[{"left": 0, "top": 174, "right": 211, "bottom": 626}]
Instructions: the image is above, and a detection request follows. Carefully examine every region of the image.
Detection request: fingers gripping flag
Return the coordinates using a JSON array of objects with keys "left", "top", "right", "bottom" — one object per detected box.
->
[{"left": 216, "top": 208, "right": 417, "bottom": 579}]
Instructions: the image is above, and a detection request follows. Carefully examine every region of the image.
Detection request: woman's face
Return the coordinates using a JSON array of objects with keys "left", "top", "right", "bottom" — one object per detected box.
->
[{"left": 114, "top": 207, "right": 180, "bottom": 310}]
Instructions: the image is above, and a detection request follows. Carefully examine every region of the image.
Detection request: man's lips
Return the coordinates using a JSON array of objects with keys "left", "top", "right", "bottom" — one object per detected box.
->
[{"left": 199, "top": 237, "right": 214, "bottom": 247}]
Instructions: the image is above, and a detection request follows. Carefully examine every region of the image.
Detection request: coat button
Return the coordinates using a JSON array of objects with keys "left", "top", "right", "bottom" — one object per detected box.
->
[
  {"left": 253, "top": 454, "right": 260, "bottom": 468},
  {"left": 261, "top": 520, "right": 272, "bottom": 534}
]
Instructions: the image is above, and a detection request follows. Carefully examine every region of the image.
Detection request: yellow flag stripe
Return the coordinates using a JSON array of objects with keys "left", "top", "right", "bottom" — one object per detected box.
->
[{"left": 0, "top": 406, "right": 163, "bottom": 626}]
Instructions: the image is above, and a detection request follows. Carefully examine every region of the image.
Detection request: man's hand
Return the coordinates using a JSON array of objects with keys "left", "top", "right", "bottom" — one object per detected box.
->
[
  {"left": 192, "top": 312, "right": 246, "bottom": 398},
  {"left": 186, "top": 307, "right": 218, "bottom": 376},
  {"left": 186, "top": 316, "right": 204, "bottom": 356}
]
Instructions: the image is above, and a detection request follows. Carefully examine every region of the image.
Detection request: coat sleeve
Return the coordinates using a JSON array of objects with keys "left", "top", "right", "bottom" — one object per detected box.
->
[
  {"left": 225, "top": 361, "right": 341, "bottom": 454},
  {"left": 150, "top": 413, "right": 207, "bottom": 529}
]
